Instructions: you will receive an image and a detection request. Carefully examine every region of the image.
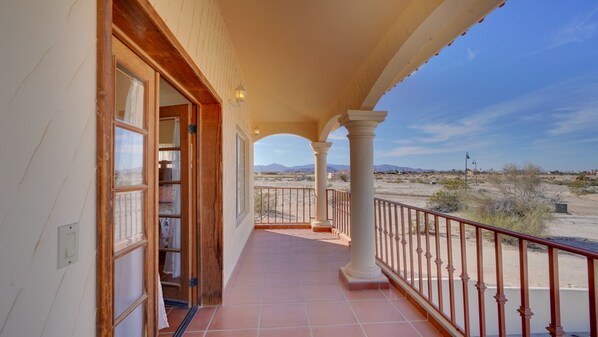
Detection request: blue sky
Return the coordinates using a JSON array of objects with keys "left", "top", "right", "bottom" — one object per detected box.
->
[{"left": 255, "top": 2, "right": 598, "bottom": 171}]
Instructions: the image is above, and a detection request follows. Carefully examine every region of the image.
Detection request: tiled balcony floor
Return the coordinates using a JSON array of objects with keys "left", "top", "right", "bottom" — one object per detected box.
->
[{"left": 161, "top": 229, "right": 441, "bottom": 337}]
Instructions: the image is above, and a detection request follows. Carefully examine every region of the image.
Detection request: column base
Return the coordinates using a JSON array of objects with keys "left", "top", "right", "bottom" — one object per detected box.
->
[
  {"left": 332, "top": 228, "right": 351, "bottom": 246},
  {"left": 311, "top": 220, "right": 332, "bottom": 232},
  {"left": 339, "top": 266, "right": 389, "bottom": 290}
]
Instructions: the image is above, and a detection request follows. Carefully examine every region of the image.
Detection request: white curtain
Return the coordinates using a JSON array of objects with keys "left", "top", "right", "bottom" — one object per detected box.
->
[
  {"left": 163, "top": 118, "right": 181, "bottom": 278},
  {"left": 157, "top": 274, "right": 169, "bottom": 330},
  {"left": 124, "top": 78, "right": 144, "bottom": 127}
]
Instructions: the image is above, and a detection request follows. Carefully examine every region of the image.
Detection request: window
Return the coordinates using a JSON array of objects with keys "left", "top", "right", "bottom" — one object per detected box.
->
[{"left": 236, "top": 133, "right": 247, "bottom": 218}]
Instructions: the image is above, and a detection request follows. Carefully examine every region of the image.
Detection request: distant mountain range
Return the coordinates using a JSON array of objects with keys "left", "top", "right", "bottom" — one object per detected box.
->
[{"left": 254, "top": 163, "right": 432, "bottom": 173}]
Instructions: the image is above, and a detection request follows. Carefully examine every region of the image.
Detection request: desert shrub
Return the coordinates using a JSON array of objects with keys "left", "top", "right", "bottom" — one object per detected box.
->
[
  {"left": 339, "top": 173, "right": 349, "bottom": 182},
  {"left": 254, "top": 190, "right": 276, "bottom": 216},
  {"left": 568, "top": 174, "right": 598, "bottom": 195},
  {"left": 467, "top": 163, "right": 551, "bottom": 241},
  {"left": 427, "top": 178, "right": 468, "bottom": 213}
]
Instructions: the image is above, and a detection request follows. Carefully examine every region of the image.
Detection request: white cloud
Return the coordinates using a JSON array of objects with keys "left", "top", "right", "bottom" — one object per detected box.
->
[
  {"left": 377, "top": 146, "right": 447, "bottom": 157},
  {"left": 411, "top": 123, "right": 475, "bottom": 143},
  {"left": 393, "top": 139, "right": 414, "bottom": 145},
  {"left": 526, "top": 7, "right": 598, "bottom": 56},
  {"left": 467, "top": 48, "right": 479, "bottom": 61},
  {"left": 409, "top": 75, "right": 598, "bottom": 146},
  {"left": 548, "top": 106, "right": 598, "bottom": 135},
  {"left": 553, "top": 8, "right": 598, "bottom": 45}
]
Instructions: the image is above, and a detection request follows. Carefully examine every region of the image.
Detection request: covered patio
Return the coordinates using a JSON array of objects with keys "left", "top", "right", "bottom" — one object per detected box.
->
[{"left": 160, "top": 229, "right": 440, "bottom": 337}]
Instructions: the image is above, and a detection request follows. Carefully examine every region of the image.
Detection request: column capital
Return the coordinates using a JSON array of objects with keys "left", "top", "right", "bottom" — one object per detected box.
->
[
  {"left": 338, "top": 110, "right": 387, "bottom": 137},
  {"left": 310, "top": 141, "right": 332, "bottom": 154}
]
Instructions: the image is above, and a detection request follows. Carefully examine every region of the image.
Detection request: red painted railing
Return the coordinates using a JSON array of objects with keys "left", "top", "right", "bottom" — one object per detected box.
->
[
  {"left": 254, "top": 187, "right": 315, "bottom": 224},
  {"left": 372, "top": 197, "right": 598, "bottom": 337},
  {"left": 253, "top": 187, "right": 597, "bottom": 336},
  {"left": 327, "top": 189, "right": 350, "bottom": 237}
]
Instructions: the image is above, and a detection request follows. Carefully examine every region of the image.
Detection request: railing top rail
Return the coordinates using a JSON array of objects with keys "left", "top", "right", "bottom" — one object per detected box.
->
[
  {"left": 255, "top": 186, "right": 314, "bottom": 190},
  {"left": 371, "top": 195, "right": 598, "bottom": 259}
]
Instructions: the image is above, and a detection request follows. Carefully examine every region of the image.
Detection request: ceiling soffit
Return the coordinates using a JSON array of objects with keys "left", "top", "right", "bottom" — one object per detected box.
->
[{"left": 217, "top": 0, "right": 503, "bottom": 141}]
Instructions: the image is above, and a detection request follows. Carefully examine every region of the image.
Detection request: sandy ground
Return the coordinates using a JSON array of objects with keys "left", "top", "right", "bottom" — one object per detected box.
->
[{"left": 255, "top": 174, "right": 598, "bottom": 287}]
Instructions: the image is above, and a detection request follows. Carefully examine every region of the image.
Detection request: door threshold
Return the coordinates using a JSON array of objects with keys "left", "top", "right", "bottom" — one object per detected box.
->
[
  {"left": 172, "top": 306, "right": 197, "bottom": 337},
  {"left": 164, "top": 299, "right": 189, "bottom": 308}
]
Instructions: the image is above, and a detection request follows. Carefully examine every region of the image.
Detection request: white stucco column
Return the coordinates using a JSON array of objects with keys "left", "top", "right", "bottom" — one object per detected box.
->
[
  {"left": 311, "top": 141, "right": 332, "bottom": 231},
  {"left": 338, "top": 110, "right": 389, "bottom": 288}
]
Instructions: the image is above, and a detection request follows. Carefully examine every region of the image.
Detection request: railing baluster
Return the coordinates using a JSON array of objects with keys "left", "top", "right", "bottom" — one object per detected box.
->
[
  {"left": 374, "top": 199, "right": 381, "bottom": 258},
  {"left": 446, "top": 219, "right": 456, "bottom": 324},
  {"left": 434, "top": 215, "right": 444, "bottom": 313},
  {"left": 408, "top": 208, "right": 415, "bottom": 286},
  {"left": 381, "top": 201, "right": 386, "bottom": 262},
  {"left": 302, "top": 188, "right": 306, "bottom": 223},
  {"left": 518, "top": 239, "right": 533, "bottom": 337},
  {"left": 309, "top": 189, "right": 313, "bottom": 221},
  {"left": 295, "top": 189, "right": 299, "bottom": 223},
  {"left": 401, "top": 205, "right": 408, "bottom": 281},
  {"left": 459, "top": 221, "right": 471, "bottom": 337},
  {"left": 495, "top": 233, "right": 507, "bottom": 337},
  {"left": 382, "top": 201, "right": 392, "bottom": 269},
  {"left": 547, "top": 247, "right": 565, "bottom": 337},
  {"left": 416, "top": 211, "right": 424, "bottom": 293},
  {"left": 589, "top": 257, "right": 598, "bottom": 337},
  {"left": 267, "top": 188, "right": 271, "bottom": 223},
  {"left": 280, "top": 188, "right": 290, "bottom": 223},
  {"left": 476, "top": 227, "right": 487, "bottom": 337},
  {"left": 393, "top": 204, "right": 401, "bottom": 275},
  {"left": 259, "top": 188, "right": 263, "bottom": 223},
  {"left": 389, "top": 203, "right": 396, "bottom": 273},
  {"left": 425, "top": 212, "right": 433, "bottom": 301},
  {"left": 346, "top": 193, "right": 350, "bottom": 237}
]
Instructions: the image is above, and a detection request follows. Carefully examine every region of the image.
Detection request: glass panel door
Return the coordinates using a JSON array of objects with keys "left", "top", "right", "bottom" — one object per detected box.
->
[
  {"left": 111, "top": 36, "right": 157, "bottom": 337},
  {"left": 158, "top": 103, "right": 192, "bottom": 304}
]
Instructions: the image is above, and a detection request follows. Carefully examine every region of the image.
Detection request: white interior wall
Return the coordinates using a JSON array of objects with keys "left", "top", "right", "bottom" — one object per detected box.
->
[
  {"left": 0, "top": 1, "right": 97, "bottom": 337},
  {"left": 148, "top": 0, "right": 255, "bottom": 287}
]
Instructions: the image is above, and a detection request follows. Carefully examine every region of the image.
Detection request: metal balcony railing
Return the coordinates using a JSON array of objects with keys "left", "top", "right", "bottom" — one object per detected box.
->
[
  {"left": 253, "top": 187, "right": 597, "bottom": 336},
  {"left": 254, "top": 186, "right": 316, "bottom": 224}
]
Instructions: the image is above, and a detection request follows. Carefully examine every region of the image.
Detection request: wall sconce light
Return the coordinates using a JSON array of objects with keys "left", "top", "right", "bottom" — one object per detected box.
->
[
  {"left": 233, "top": 84, "right": 247, "bottom": 106},
  {"left": 253, "top": 127, "right": 260, "bottom": 136}
]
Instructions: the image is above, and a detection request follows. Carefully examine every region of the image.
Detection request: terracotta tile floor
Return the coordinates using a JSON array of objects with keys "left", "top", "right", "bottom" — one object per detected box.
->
[{"left": 164, "top": 229, "right": 441, "bottom": 337}]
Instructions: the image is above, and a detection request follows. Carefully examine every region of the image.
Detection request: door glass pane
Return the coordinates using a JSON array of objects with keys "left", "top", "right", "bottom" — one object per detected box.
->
[
  {"left": 114, "top": 247, "right": 145, "bottom": 318},
  {"left": 115, "top": 302, "right": 145, "bottom": 337},
  {"left": 114, "top": 191, "right": 145, "bottom": 251},
  {"left": 159, "top": 117, "right": 180, "bottom": 148},
  {"left": 115, "top": 127, "right": 144, "bottom": 187},
  {"left": 158, "top": 184, "right": 180, "bottom": 214},
  {"left": 115, "top": 65, "right": 145, "bottom": 129},
  {"left": 158, "top": 151, "right": 181, "bottom": 181},
  {"left": 160, "top": 218, "right": 181, "bottom": 278}
]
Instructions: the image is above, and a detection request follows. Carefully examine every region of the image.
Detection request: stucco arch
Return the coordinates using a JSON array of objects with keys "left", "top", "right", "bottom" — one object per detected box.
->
[
  {"left": 317, "top": 114, "right": 341, "bottom": 142},
  {"left": 252, "top": 122, "right": 318, "bottom": 143}
]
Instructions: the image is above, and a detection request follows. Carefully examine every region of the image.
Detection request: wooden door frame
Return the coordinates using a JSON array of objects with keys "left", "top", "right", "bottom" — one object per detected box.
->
[
  {"left": 97, "top": 1, "right": 224, "bottom": 336},
  {"left": 158, "top": 104, "right": 193, "bottom": 304}
]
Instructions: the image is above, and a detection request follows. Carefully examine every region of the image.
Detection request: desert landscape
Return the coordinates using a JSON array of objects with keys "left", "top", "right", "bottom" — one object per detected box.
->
[{"left": 254, "top": 171, "right": 598, "bottom": 288}]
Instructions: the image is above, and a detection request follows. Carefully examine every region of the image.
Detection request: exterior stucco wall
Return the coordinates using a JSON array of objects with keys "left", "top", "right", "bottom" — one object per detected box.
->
[
  {"left": 148, "top": 0, "right": 255, "bottom": 287},
  {"left": 0, "top": 1, "right": 97, "bottom": 337}
]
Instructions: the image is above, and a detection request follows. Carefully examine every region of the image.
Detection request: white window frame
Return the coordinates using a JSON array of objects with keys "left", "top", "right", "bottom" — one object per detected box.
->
[{"left": 236, "top": 130, "right": 248, "bottom": 221}]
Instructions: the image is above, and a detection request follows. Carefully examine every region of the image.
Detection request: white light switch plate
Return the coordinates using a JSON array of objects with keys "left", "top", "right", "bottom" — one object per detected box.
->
[{"left": 58, "top": 223, "right": 79, "bottom": 268}]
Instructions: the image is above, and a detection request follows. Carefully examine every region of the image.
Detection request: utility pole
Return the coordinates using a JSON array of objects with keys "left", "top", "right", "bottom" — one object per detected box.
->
[
  {"left": 472, "top": 160, "right": 477, "bottom": 186},
  {"left": 465, "top": 152, "right": 470, "bottom": 185}
]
